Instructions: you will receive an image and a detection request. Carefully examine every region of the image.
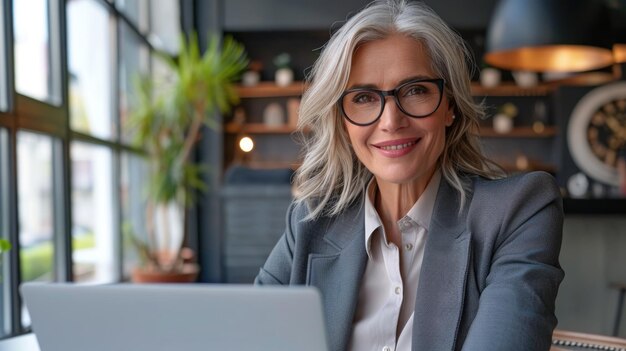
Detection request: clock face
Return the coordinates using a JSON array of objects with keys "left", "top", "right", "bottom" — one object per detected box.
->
[
  {"left": 587, "top": 99, "right": 626, "bottom": 167},
  {"left": 568, "top": 82, "right": 626, "bottom": 186}
]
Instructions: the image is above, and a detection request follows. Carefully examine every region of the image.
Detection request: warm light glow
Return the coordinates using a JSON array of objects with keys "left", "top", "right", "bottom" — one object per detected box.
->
[
  {"left": 239, "top": 137, "right": 254, "bottom": 153},
  {"left": 485, "top": 45, "right": 614, "bottom": 72},
  {"left": 614, "top": 44, "right": 626, "bottom": 64}
]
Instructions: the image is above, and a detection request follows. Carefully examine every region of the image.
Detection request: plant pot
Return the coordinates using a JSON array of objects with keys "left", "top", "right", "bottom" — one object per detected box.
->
[{"left": 131, "top": 263, "right": 200, "bottom": 283}]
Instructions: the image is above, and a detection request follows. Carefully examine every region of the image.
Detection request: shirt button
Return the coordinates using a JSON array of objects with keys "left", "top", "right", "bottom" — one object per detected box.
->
[
  {"left": 383, "top": 347, "right": 392, "bottom": 351},
  {"left": 405, "top": 243, "right": 413, "bottom": 251},
  {"left": 395, "top": 286, "right": 401, "bottom": 295}
]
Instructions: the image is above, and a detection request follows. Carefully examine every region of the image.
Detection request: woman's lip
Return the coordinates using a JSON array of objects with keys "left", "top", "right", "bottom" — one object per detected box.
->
[
  {"left": 372, "top": 138, "right": 419, "bottom": 148},
  {"left": 372, "top": 138, "right": 420, "bottom": 158}
]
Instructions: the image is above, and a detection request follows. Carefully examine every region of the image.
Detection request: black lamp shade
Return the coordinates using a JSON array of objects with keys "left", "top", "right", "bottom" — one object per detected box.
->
[{"left": 485, "top": 0, "right": 614, "bottom": 72}]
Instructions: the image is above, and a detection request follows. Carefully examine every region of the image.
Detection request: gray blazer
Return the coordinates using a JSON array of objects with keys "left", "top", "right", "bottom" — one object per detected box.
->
[{"left": 255, "top": 171, "right": 564, "bottom": 351}]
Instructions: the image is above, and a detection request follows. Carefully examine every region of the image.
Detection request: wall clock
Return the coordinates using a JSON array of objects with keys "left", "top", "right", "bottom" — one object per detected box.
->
[{"left": 567, "top": 81, "right": 626, "bottom": 187}]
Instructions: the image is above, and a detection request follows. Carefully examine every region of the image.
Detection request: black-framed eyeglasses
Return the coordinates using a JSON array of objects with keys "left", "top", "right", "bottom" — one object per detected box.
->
[{"left": 339, "top": 78, "right": 445, "bottom": 126}]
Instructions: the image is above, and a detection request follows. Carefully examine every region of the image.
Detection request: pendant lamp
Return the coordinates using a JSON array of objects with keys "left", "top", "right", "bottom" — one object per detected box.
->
[{"left": 485, "top": 0, "right": 615, "bottom": 72}]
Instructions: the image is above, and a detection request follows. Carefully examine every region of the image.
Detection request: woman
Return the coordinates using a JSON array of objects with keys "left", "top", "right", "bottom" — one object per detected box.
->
[{"left": 255, "top": 1, "right": 564, "bottom": 350}]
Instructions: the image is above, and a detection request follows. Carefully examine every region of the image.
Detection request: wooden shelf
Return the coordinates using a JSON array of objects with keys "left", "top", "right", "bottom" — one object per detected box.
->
[
  {"left": 237, "top": 81, "right": 560, "bottom": 98},
  {"left": 470, "top": 83, "right": 553, "bottom": 97},
  {"left": 471, "top": 72, "right": 618, "bottom": 96},
  {"left": 478, "top": 126, "right": 557, "bottom": 138},
  {"left": 226, "top": 124, "right": 557, "bottom": 138},
  {"left": 244, "top": 160, "right": 301, "bottom": 170},
  {"left": 225, "top": 123, "right": 299, "bottom": 134},
  {"left": 235, "top": 82, "right": 306, "bottom": 98},
  {"left": 498, "top": 162, "right": 557, "bottom": 174}
]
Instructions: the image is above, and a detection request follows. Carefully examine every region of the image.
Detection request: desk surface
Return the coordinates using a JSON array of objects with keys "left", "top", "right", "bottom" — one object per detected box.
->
[{"left": 0, "top": 334, "right": 39, "bottom": 351}]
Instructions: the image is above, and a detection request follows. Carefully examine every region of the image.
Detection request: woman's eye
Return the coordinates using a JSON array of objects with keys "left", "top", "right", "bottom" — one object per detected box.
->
[
  {"left": 404, "top": 85, "right": 428, "bottom": 96},
  {"left": 352, "top": 92, "right": 378, "bottom": 104}
]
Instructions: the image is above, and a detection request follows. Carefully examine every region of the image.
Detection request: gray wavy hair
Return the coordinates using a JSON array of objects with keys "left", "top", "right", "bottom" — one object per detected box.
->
[{"left": 294, "top": 0, "right": 502, "bottom": 219}]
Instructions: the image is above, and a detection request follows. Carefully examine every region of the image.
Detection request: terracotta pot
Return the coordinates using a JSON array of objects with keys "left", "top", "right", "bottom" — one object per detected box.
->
[{"left": 131, "top": 263, "right": 200, "bottom": 283}]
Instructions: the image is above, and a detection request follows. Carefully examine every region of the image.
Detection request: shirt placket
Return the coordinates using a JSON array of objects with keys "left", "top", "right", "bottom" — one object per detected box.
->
[
  {"left": 400, "top": 217, "right": 419, "bottom": 273},
  {"left": 379, "top": 232, "right": 403, "bottom": 351}
]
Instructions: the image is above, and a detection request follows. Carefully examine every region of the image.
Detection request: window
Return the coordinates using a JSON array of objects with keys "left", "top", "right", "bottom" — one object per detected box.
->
[
  {"left": 0, "top": 0, "right": 182, "bottom": 338},
  {"left": 13, "top": 0, "right": 52, "bottom": 102},
  {"left": 119, "top": 21, "right": 149, "bottom": 143},
  {"left": 67, "top": 0, "right": 113, "bottom": 140},
  {"left": 71, "top": 142, "right": 116, "bottom": 283},
  {"left": 120, "top": 152, "right": 148, "bottom": 278},
  {"left": 17, "top": 132, "right": 55, "bottom": 283},
  {"left": 17, "top": 131, "right": 55, "bottom": 328}
]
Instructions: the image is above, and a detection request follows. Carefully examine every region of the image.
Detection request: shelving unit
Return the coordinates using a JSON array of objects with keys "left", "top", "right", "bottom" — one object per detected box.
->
[
  {"left": 226, "top": 80, "right": 561, "bottom": 178},
  {"left": 470, "top": 82, "right": 554, "bottom": 97},
  {"left": 224, "top": 78, "right": 626, "bottom": 214},
  {"left": 235, "top": 81, "right": 555, "bottom": 98},
  {"left": 224, "top": 82, "right": 558, "bottom": 173},
  {"left": 225, "top": 123, "right": 557, "bottom": 138}
]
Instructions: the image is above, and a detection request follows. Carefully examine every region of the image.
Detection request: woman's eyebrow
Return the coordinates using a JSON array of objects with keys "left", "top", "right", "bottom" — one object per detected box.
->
[{"left": 346, "top": 75, "right": 436, "bottom": 90}]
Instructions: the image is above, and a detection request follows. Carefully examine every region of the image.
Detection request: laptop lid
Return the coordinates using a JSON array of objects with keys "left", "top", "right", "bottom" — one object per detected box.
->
[{"left": 20, "top": 282, "right": 329, "bottom": 351}]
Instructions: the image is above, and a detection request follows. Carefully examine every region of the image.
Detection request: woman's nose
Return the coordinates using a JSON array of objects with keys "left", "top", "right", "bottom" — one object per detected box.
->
[{"left": 378, "top": 96, "right": 408, "bottom": 132}]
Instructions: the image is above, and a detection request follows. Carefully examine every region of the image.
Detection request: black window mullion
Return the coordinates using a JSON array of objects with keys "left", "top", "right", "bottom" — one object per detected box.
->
[
  {"left": 53, "top": 139, "right": 72, "bottom": 283},
  {"left": 0, "top": 0, "right": 15, "bottom": 112},
  {"left": 1, "top": 0, "right": 19, "bottom": 337},
  {"left": 53, "top": 0, "right": 72, "bottom": 284},
  {"left": 111, "top": 11, "right": 122, "bottom": 281},
  {"left": 48, "top": 0, "right": 66, "bottom": 108},
  {"left": 4, "top": 130, "right": 22, "bottom": 335}
]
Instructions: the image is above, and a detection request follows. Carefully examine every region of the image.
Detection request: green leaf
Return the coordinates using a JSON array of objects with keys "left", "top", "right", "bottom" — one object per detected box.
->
[
  {"left": 0, "top": 239, "right": 12, "bottom": 253},
  {"left": 125, "top": 30, "right": 248, "bottom": 209}
]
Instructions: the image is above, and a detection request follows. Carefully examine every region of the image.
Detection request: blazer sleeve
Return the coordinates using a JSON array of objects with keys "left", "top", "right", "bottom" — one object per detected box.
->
[
  {"left": 254, "top": 202, "right": 299, "bottom": 285},
  {"left": 461, "top": 172, "right": 565, "bottom": 351}
]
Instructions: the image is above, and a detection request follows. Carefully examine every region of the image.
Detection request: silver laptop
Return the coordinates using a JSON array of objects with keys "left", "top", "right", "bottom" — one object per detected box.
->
[{"left": 20, "top": 282, "right": 329, "bottom": 351}]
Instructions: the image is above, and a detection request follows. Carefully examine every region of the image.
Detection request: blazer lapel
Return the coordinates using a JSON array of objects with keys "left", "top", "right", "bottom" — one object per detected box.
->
[
  {"left": 412, "top": 178, "right": 472, "bottom": 351},
  {"left": 306, "top": 200, "right": 367, "bottom": 351}
]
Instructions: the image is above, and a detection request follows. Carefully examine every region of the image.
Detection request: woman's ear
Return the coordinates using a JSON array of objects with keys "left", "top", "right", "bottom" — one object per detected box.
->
[{"left": 445, "top": 104, "right": 455, "bottom": 127}]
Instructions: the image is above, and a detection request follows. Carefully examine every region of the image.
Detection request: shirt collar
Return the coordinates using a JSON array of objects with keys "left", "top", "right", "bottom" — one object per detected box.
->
[{"left": 363, "top": 170, "right": 442, "bottom": 259}]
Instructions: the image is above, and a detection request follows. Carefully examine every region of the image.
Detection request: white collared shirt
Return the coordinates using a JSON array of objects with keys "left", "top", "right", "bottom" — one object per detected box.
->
[{"left": 348, "top": 171, "right": 441, "bottom": 351}]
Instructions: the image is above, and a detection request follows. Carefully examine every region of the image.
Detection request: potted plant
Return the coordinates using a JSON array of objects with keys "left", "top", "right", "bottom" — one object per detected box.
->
[
  {"left": 273, "top": 52, "right": 293, "bottom": 87},
  {"left": 127, "top": 33, "right": 248, "bottom": 283}
]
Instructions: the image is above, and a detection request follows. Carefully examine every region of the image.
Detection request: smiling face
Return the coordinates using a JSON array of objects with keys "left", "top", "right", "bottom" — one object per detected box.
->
[{"left": 343, "top": 34, "right": 454, "bottom": 189}]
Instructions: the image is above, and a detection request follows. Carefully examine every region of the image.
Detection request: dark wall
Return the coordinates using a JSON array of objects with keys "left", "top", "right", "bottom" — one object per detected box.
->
[
  {"left": 223, "top": 1, "right": 499, "bottom": 83},
  {"left": 222, "top": 0, "right": 499, "bottom": 31}
]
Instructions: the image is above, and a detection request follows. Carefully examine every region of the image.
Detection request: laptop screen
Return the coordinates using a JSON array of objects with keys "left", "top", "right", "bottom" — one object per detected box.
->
[{"left": 21, "top": 282, "right": 329, "bottom": 351}]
